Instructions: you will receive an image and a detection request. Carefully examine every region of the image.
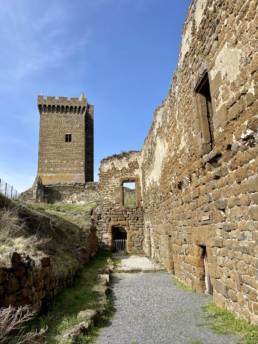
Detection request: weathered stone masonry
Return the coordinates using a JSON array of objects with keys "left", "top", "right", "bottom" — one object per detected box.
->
[
  {"left": 93, "top": 152, "right": 144, "bottom": 254},
  {"left": 140, "top": 0, "right": 258, "bottom": 324},
  {"left": 21, "top": 94, "right": 95, "bottom": 203},
  {"left": 19, "top": 0, "right": 257, "bottom": 326},
  {"left": 38, "top": 94, "right": 94, "bottom": 186}
]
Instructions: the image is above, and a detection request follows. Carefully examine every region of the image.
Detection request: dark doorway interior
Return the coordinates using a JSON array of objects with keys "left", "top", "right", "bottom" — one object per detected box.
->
[
  {"left": 200, "top": 245, "right": 213, "bottom": 295},
  {"left": 196, "top": 73, "right": 214, "bottom": 150},
  {"left": 112, "top": 227, "right": 127, "bottom": 252}
]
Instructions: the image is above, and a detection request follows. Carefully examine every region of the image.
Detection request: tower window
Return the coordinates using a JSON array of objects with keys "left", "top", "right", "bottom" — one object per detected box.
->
[
  {"left": 65, "top": 134, "right": 72, "bottom": 142},
  {"left": 195, "top": 73, "right": 214, "bottom": 153}
]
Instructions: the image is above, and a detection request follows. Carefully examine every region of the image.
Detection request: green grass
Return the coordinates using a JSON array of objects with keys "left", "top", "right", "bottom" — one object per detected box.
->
[
  {"left": 202, "top": 304, "right": 258, "bottom": 344},
  {"left": 29, "top": 201, "right": 97, "bottom": 228},
  {"left": 191, "top": 341, "right": 204, "bottom": 344},
  {"left": 34, "top": 251, "right": 114, "bottom": 343},
  {"left": 172, "top": 276, "right": 195, "bottom": 292}
]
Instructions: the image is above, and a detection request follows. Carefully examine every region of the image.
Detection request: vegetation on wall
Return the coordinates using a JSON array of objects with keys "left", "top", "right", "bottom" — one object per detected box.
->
[{"left": 202, "top": 304, "right": 258, "bottom": 344}]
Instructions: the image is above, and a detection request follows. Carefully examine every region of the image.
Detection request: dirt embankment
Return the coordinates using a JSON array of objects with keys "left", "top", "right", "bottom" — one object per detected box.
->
[{"left": 0, "top": 194, "right": 98, "bottom": 309}]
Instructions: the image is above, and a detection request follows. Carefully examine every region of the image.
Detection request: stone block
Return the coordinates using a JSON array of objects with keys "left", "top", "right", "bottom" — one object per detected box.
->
[
  {"left": 249, "top": 206, "right": 258, "bottom": 221},
  {"left": 77, "top": 309, "right": 98, "bottom": 323},
  {"left": 214, "top": 280, "right": 228, "bottom": 298},
  {"left": 11, "top": 252, "right": 22, "bottom": 268},
  {"left": 41, "top": 257, "right": 51, "bottom": 268},
  {"left": 62, "top": 321, "right": 91, "bottom": 341},
  {"left": 6, "top": 276, "right": 20, "bottom": 293}
]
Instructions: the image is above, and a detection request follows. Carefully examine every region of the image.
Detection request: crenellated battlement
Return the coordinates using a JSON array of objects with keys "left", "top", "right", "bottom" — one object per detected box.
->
[{"left": 37, "top": 94, "right": 90, "bottom": 114}]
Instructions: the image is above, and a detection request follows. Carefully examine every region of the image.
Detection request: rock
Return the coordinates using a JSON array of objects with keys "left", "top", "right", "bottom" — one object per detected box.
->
[
  {"left": 77, "top": 309, "right": 98, "bottom": 323},
  {"left": 93, "top": 284, "right": 110, "bottom": 295},
  {"left": 62, "top": 321, "right": 91, "bottom": 342},
  {"left": 6, "top": 275, "right": 20, "bottom": 293},
  {"left": 11, "top": 252, "right": 22, "bottom": 268},
  {"left": 98, "top": 273, "right": 110, "bottom": 285},
  {"left": 40, "top": 256, "right": 51, "bottom": 268},
  {"left": 0, "top": 269, "right": 8, "bottom": 283}
]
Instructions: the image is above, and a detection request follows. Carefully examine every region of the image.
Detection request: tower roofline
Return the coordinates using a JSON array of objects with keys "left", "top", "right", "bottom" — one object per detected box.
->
[
  {"left": 38, "top": 95, "right": 88, "bottom": 106},
  {"left": 37, "top": 95, "right": 92, "bottom": 115}
]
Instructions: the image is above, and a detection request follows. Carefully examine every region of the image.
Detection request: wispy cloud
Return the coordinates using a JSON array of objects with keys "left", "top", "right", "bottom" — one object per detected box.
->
[{"left": 0, "top": 0, "right": 90, "bottom": 84}]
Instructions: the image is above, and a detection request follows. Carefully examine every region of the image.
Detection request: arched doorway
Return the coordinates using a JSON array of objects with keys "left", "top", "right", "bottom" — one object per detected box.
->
[{"left": 112, "top": 226, "right": 127, "bottom": 252}]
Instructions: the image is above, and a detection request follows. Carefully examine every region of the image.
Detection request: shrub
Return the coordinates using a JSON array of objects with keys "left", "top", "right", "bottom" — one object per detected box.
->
[{"left": 0, "top": 305, "right": 46, "bottom": 344}]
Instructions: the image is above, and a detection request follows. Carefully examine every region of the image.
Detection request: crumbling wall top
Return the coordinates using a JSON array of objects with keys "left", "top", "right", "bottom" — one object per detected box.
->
[{"left": 100, "top": 151, "right": 141, "bottom": 174}]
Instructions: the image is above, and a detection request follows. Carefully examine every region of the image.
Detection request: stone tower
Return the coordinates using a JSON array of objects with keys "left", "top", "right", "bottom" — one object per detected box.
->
[{"left": 37, "top": 94, "right": 94, "bottom": 185}]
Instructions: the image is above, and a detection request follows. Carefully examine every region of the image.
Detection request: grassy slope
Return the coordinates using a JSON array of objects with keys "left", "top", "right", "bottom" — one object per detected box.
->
[
  {"left": 29, "top": 202, "right": 97, "bottom": 229},
  {"left": 0, "top": 195, "right": 97, "bottom": 278},
  {"left": 35, "top": 252, "right": 114, "bottom": 344}
]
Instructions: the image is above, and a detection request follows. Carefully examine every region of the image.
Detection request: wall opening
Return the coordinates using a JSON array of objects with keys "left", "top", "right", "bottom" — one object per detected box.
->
[
  {"left": 200, "top": 245, "right": 213, "bottom": 295},
  {"left": 196, "top": 73, "right": 214, "bottom": 152},
  {"left": 122, "top": 181, "right": 136, "bottom": 208},
  {"left": 112, "top": 226, "right": 127, "bottom": 252},
  {"left": 65, "top": 133, "right": 72, "bottom": 143}
]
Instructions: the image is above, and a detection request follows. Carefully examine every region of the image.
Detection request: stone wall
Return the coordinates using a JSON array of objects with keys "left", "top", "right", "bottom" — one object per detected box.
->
[
  {"left": 0, "top": 194, "right": 98, "bottom": 310},
  {"left": 0, "top": 235, "right": 97, "bottom": 310},
  {"left": 21, "top": 181, "right": 100, "bottom": 204},
  {"left": 37, "top": 95, "right": 94, "bottom": 185},
  {"left": 43, "top": 182, "right": 100, "bottom": 204},
  {"left": 93, "top": 152, "right": 144, "bottom": 253},
  {"left": 140, "top": 0, "right": 258, "bottom": 324}
]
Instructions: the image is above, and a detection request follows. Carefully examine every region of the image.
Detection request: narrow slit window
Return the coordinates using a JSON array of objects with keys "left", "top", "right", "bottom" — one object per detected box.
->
[
  {"left": 65, "top": 134, "right": 72, "bottom": 143},
  {"left": 195, "top": 73, "right": 214, "bottom": 153},
  {"left": 122, "top": 181, "right": 136, "bottom": 208},
  {"left": 200, "top": 245, "right": 213, "bottom": 295}
]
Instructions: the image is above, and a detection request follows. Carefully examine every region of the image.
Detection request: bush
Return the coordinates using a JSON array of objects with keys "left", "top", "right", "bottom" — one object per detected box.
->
[{"left": 0, "top": 305, "right": 46, "bottom": 344}]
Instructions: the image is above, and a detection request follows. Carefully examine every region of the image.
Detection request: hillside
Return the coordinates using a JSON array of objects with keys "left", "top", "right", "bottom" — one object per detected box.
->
[{"left": 0, "top": 194, "right": 98, "bottom": 308}]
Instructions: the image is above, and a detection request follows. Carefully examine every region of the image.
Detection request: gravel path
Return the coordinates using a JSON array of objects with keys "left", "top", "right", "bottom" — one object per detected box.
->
[
  {"left": 115, "top": 254, "right": 164, "bottom": 272},
  {"left": 95, "top": 272, "right": 239, "bottom": 344}
]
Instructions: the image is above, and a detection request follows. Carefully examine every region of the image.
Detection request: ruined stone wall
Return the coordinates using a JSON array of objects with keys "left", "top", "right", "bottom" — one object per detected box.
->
[
  {"left": 141, "top": 0, "right": 258, "bottom": 324},
  {"left": 43, "top": 182, "right": 100, "bottom": 204},
  {"left": 37, "top": 95, "right": 94, "bottom": 185},
  {"left": 0, "top": 237, "right": 96, "bottom": 310},
  {"left": 21, "top": 182, "right": 100, "bottom": 204},
  {"left": 93, "top": 152, "right": 144, "bottom": 253}
]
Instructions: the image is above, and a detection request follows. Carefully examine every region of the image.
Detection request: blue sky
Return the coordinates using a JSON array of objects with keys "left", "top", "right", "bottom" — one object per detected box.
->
[{"left": 0, "top": 0, "right": 191, "bottom": 192}]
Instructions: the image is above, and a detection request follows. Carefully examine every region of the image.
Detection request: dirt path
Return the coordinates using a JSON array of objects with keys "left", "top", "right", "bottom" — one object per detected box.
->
[{"left": 95, "top": 256, "right": 239, "bottom": 344}]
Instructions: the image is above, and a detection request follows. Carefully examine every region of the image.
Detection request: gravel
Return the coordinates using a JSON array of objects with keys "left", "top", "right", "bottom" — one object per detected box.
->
[
  {"left": 95, "top": 272, "right": 239, "bottom": 344},
  {"left": 115, "top": 255, "right": 164, "bottom": 272}
]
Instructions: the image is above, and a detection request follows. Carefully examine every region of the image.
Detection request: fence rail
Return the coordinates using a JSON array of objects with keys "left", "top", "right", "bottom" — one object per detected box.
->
[
  {"left": 0, "top": 178, "right": 20, "bottom": 200},
  {"left": 113, "top": 239, "right": 127, "bottom": 252}
]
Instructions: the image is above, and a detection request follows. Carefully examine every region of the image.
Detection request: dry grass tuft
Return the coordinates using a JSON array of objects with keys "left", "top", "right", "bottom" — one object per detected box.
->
[
  {"left": 0, "top": 208, "right": 48, "bottom": 259},
  {"left": 0, "top": 208, "right": 23, "bottom": 237},
  {"left": 0, "top": 305, "right": 46, "bottom": 344}
]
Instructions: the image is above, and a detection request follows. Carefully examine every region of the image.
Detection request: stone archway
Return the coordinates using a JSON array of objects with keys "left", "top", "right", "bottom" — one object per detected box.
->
[{"left": 112, "top": 226, "right": 127, "bottom": 252}]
